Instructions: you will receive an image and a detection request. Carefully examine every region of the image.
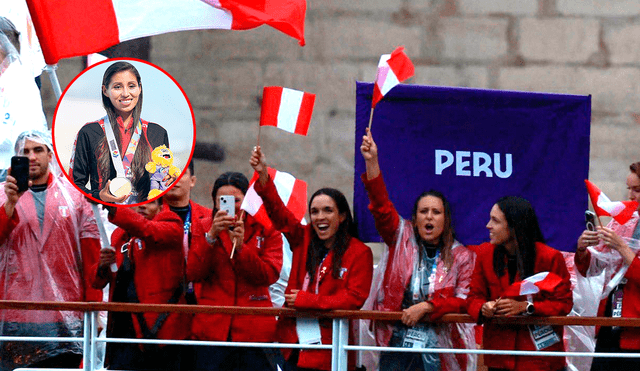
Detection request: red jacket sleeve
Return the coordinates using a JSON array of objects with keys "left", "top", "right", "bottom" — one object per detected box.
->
[
  {"left": 361, "top": 173, "right": 401, "bottom": 247},
  {"left": 232, "top": 226, "right": 283, "bottom": 286},
  {"left": 109, "top": 207, "right": 183, "bottom": 251},
  {"left": 0, "top": 204, "right": 19, "bottom": 245},
  {"left": 186, "top": 231, "right": 219, "bottom": 283},
  {"left": 295, "top": 243, "right": 374, "bottom": 310},
  {"left": 81, "top": 236, "right": 103, "bottom": 302},
  {"left": 466, "top": 248, "right": 492, "bottom": 322},
  {"left": 430, "top": 248, "right": 476, "bottom": 320},
  {"left": 254, "top": 174, "right": 306, "bottom": 248},
  {"left": 625, "top": 257, "right": 640, "bottom": 284},
  {"left": 574, "top": 249, "right": 592, "bottom": 277}
]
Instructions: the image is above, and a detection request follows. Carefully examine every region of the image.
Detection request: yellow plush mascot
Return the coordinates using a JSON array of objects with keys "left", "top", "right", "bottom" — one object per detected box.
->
[{"left": 145, "top": 145, "right": 181, "bottom": 200}]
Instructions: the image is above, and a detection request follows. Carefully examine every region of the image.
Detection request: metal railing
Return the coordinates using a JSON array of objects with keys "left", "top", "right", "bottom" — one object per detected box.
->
[{"left": 2, "top": 300, "right": 640, "bottom": 371}]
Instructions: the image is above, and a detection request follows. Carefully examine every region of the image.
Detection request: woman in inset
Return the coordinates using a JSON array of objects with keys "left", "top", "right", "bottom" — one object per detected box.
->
[
  {"left": 467, "top": 196, "right": 572, "bottom": 371},
  {"left": 360, "top": 128, "right": 477, "bottom": 371},
  {"left": 250, "top": 146, "right": 374, "bottom": 371},
  {"left": 575, "top": 162, "right": 640, "bottom": 370},
  {"left": 187, "top": 171, "right": 283, "bottom": 371},
  {"left": 70, "top": 61, "right": 169, "bottom": 204}
]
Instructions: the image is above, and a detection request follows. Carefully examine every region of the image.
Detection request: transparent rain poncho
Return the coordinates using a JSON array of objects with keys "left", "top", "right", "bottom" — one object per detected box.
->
[
  {"left": 357, "top": 218, "right": 477, "bottom": 371},
  {"left": 565, "top": 216, "right": 640, "bottom": 371},
  {"left": 0, "top": 131, "right": 100, "bottom": 369},
  {"left": 0, "top": 28, "right": 48, "bottom": 182}
]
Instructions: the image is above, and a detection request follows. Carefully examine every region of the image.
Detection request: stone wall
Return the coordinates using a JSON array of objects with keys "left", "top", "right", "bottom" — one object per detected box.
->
[{"left": 40, "top": 0, "right": 640, "bottom": 212}]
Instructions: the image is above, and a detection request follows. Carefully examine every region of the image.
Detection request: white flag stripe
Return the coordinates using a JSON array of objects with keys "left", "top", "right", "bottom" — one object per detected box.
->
[
  {"left": 241, "top": 186, "right": 262, "bottom": 215},
  {"left": 519, "top": 272, "right": 549, "bottom": 295},
  {"left": 113, "top": 0, "right": 233, "bottom": 42},
  {"left": 380, "top": 67, "right": 400, "bottom": 96},
  {"left": 277, "top": 88, "right": 304, "bottom": 133},
  {"left": 598, "top": 193, "right": 626, "bottom": 216},
  {"left": 273, "top": 171, "right": 296, "bottom": 205}
]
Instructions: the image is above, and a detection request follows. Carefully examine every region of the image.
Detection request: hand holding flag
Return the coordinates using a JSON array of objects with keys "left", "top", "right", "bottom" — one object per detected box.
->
[
  {"left": 371, "top": 46, "right": 415, "bottom": 109},
  {"left": 585, "top": 180, "right": 639, "bottom": 225},
  {"left": 244, "top": 147, "right": 307, "bottom": 230}
]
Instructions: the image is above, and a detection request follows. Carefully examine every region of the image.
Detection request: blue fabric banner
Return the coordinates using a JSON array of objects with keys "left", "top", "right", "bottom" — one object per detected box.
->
[{"left": 354, "top": 82, "right": 591, "bottom": 252}]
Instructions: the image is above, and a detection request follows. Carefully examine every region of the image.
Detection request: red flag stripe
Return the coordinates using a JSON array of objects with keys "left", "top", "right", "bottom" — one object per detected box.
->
[
  {"left": 294, "top": 92, "right": 315, "bottom": 135},
  {"left": 387, "top": 47, "right": 415, "bottom": 82},
  {"left": 27, "top": 0, "right": 119, "bottom": 64},
  {"left": 260, "top": 87, "right": 283, "bottom": 129},
  {"left": 288, "top": 177, "right": 308, "bottom": 220}
]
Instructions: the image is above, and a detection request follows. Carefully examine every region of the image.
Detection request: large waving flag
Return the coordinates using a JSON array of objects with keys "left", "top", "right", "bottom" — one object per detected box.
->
[
  {"left": 241, "top": 167, "right": 307, "bottom": 230},
  {"left": 260, "top": 86, "right": 315, "bottom": 136},
  {"left": 371, "top": 46, "right": 414, "bottom": 108},
  {"left": 585, "top": 180, "right": 639, "bottom": 225},
  {"left": 501, "top": 272, "right": 564, "bottom": 298},
  {"left": 26, "top": 0, "right": 307, "bottom": 64}
]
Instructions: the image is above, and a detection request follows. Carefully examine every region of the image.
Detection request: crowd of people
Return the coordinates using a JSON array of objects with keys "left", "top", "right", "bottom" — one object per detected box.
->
[
  {"left": 2, "top": 123, "right": 640, "bottom": 371},
  {"left": 2, "top": 14, "right": 640, "bottom": 371}
]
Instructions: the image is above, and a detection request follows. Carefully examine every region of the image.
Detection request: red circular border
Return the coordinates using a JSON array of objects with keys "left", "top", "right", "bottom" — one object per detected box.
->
[{"left": 51, "top": 57, "right": 197, "bottom": 208}]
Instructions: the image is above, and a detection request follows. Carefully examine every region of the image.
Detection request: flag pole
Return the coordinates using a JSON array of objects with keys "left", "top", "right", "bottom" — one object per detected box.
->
[
  {"left": 44, "top": 64, "right": 63, "bottom": 100},
  {"left": 367, "top": 107, "right": 375, "bottom": 130},
  {"left": 230, "top": 210, "right": 246, "bottom": 259},
  {"left": 587, "top": 198, "right": 604, "bottom": 228}
]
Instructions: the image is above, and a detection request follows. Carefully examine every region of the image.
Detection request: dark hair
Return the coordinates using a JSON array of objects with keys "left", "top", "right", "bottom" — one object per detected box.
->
[
  {"left": 0, "top": 17, "right": 20, "bottom": 53},
  {"left": 412, "top": 190, "right": 456, "bottom": 269},
  {"left": 630, "top": 162, "right": 640, "bottom": 178},
  {"left": 492, "top": 196, "right": 544, "bottom": 279},
  {"left": 96, "top": 62, "right": 149, "bottom": 195},
  {"left": 307, "top": 188, "right": 357, "bottom": 280},
  {"left": 211, "top": 171, "right": 249, "bottom": 216},
  {"left": 187, "top": 159, "right": 195, "bottom": 177}
]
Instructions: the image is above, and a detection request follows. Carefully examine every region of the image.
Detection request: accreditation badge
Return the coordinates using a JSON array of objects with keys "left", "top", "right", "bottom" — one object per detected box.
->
[{"left": 528, "top": 325, "right": 561, "bottom": 350}]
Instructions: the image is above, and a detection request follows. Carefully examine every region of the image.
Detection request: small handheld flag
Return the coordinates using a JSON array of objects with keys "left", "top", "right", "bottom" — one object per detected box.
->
[
  {"left": 585, "top": 180, "right": 639, "bottom": 225},
  {"left": 371, "top": 46, "right": 415, "bottom": 109},
  {"left": 260, "top": 87, "right": 315, "bottom": 136}
]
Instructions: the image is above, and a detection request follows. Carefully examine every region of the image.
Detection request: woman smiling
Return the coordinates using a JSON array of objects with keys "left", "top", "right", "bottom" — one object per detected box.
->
[{"left": 250, "top": 146, "right": 373, "bottom": 371}]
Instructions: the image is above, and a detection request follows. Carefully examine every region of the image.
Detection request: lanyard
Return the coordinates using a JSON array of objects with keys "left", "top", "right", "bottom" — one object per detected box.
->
[
  {"left": 100, "top": 115, "right": 143, "bottom": 178},
  {"left": 412, "top": 249, "right": 439, "bottom": 303},
  {"left": 182, "top": 206, "right": 192, "bottom": 262},
  {"left": 302, "top": 253, "right": 329, "bottom": 294}
]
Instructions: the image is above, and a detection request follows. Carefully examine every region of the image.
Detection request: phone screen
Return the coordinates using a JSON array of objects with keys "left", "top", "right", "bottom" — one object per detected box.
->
[{"left": 10, "top": 156, "right": 29, "bottom": 193}]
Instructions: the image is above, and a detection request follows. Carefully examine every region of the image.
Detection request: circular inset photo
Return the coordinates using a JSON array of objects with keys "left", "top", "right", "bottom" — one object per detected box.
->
[{"left": 53, "top": 58, "right": 195, "bottom": 207}]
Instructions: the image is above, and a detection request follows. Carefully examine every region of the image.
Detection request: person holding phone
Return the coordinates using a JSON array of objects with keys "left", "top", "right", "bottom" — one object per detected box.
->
[
  {"left": 0, "top": 131, "right": 101, "bottom": 369},
  {"left": 466, "top": 196, "right": 572, "bottom": 371},
  {"left": 575, "top": 162, "right": 640, "bottom": 370},
  {"left": 70, "top": 61, "right": 171, "bottom": 204},
  {"left": 360, "top": 128, "right": 477, "bottom": 371},
  {"left": 250, "top": 147, "right": 374, "bottom": 371},
  {"left": 187, "top": 171, "right": 283, "bottom": 371}
]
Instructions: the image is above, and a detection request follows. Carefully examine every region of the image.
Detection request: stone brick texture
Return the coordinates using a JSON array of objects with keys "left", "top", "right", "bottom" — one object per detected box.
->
[{"left": 37, "top": 0, "right": 640, "bottom": 254}]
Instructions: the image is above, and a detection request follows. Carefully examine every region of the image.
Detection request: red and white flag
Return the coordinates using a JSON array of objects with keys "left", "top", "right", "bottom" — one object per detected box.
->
[
  {"left": 371, "top": 46, "right": 415, "bottom": 108},
  {"left": 260, "top": 86, "right": 315, "bottom": 136},
  {"left": 26, "top": 0, "right": 307, "bottom": 64},
  {"left": 241, "top": 167, "right": 307, "bottom": 230},
  {"left": 502, "top": 272, "right": 564, "bottom": 297},
  {"left": 585, "top": 179, "right": 639, "bottom": 225}
]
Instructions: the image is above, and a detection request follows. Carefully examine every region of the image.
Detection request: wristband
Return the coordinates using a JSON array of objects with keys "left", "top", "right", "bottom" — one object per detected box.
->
[{"left": 205, "top": 232, "right": 216, "bottom": 246}]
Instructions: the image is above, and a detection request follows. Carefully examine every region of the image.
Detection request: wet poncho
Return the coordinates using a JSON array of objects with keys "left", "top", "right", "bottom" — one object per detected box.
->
[{"left": 0, "top": 131, "right": 101, "bottom": 369}]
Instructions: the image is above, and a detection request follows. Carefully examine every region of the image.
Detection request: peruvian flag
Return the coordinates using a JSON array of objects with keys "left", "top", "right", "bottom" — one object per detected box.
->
[
  {"left": 26, "top": 0, "right": 307, "bottom": 65},
  {"left": 585, "top": 179, "right": 639, "bottom": 225},
  {"left": 371, "top": 46, "right": 415, "bottom": 108},
  {"left": 241, "top": 167, "right": 307, "bottom": 230},
  {"left": 260, "top": 86, "right": 315, "bottom": 136},
  {"left": 502, "top": 272, "right": 564, "bottom": 297}
]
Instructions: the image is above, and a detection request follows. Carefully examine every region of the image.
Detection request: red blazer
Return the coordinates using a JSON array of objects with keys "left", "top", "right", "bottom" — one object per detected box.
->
[
  {"left": 92, "top": 205, "right": 189, "bottom": 341},
  {"left": 467, "top": 242, "right": 572, "bottom": 371},
  {"left": 187, "top": 213, "right": 283, "bottom": 342},
  {"left": 255, "top": 176, "right": 374, "bottom": 371},
  {"left": 574, "top": 217, "right": 640, "bottom": 349}
]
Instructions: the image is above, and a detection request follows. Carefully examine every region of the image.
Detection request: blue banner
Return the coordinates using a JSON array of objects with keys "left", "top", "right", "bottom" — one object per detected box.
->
[{"left": 354, "top": 82, "right": 591, "bottom": 252}]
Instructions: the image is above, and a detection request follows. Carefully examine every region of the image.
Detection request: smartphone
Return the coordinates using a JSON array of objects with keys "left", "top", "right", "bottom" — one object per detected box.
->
[
  {"left": 10, "top": 156, "right": 29, "bottom": 193},
  {"left": 219, "top": 195, "right": 235, "bottom": 218},
  {"left": 585, "top": 210, "right": 596, "bottom": 231}
]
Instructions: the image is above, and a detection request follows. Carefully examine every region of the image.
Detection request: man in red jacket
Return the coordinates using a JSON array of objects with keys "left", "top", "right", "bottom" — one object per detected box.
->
[{"left": 94, "top": 196, "right": 187, "bottom": 371}]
